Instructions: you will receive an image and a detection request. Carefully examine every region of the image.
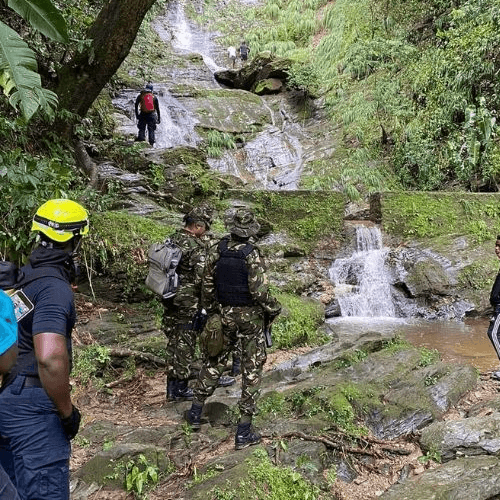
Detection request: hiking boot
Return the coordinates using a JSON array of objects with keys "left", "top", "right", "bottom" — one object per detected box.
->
[
  {"left": 185, "top": 403, "right": 203, "bottom": 430},
  {"left": 231, "top": 357, "right": 241, "bottom": 377},
  {"left": 218, "top": 375, "right": 236, "bottom": 387},
  {"left": 172, "top": 379, "right": 193, "bottom": 401},
  {"left": 492, "top": 370, "right": 500, "bottom": 381},
  {"left": 235, "top": 422, "right": 261, "bottom": 450},
  {"left": 166, "top": 377, "right": 177, "bottom": 401}
]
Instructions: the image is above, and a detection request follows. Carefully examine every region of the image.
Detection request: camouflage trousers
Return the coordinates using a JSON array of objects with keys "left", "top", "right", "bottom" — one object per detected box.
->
[
  {"left": 163, "top": 311, "right": 199, "bottom": 381},
  {"left": 193, "top": 306, "right": 266, "bottom": 417}
]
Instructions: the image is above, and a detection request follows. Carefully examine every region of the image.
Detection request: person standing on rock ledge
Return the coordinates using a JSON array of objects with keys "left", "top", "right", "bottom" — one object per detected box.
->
[
  {"left": 487, "top": 235, "right": 500, "bottom": 380},
  {"left": 134, "top": 83, "right": 161, "bottom": 147},
  {"left": 185, "top": 208, "right": 281, "bottom": 450},
  {"left": 239, "top": 40, "right": 250, "bottom": 63}
]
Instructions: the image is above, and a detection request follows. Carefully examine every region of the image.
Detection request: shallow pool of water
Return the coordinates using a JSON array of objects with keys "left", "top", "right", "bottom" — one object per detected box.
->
[{"left": 327, "top": 316, "right": 498, "bottom": 373}]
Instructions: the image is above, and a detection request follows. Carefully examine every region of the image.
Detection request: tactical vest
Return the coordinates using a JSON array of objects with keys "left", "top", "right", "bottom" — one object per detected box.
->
[{"left": 215, "top": 237, "right": 254, "bottom": 307}]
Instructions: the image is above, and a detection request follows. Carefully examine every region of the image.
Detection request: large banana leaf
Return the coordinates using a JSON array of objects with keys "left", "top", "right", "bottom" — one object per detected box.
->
[
  {"left": 0, "top": 23, "right": 57, "bottom": 120},
  {"left": 8, "top": 0, "right": 68, "bottom": 43}
]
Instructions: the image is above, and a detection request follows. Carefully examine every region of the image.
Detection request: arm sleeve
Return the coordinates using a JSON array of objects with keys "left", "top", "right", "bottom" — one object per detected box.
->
[
  {"left": 247, "top": 249, "right": 281, "bottom": 315},
  {"left": 490, "top": 271, "right": 500, "bottom": 306},
  {"left": 154, "top": 97, "right": 160, "bottom": 120},
  {"left": 134, "top": 95, "right": 140, "bottom": 117},
  {"left": 31, "top": 282, "right": 74, "bottom": 336},
  {"left": 201, "top": 246, "right": 217, "bottom": 313}
]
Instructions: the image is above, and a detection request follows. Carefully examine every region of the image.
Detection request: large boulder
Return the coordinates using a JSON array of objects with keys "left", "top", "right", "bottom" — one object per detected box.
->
[{"left": 214, "top": 53, "right": 292, "bottom": 92}]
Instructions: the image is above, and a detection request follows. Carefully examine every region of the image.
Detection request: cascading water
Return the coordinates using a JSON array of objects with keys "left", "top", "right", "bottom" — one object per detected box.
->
[
  {"left": 329, "top": 225, "right": 396, "bottom": 318},
  {"left": 153, "top": 0, "right": 223, "bottom": 73}
]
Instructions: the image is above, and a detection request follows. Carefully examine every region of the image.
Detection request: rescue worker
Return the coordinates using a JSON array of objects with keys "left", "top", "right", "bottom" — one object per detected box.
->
[
  {"left": 185, "top": 208, "right": 281, "bottom": 450},
  {"left": 134, "top": 83, "right": 161, "bottom": 146},
  {"left": 164, "top": 205, "right": 213, "bottom": 402},
  {"left": 0, "top": 290, "right": 21, "bottom": 500},
  {"left": 0, "top": 199, "right": 87, "bottom": 500}
]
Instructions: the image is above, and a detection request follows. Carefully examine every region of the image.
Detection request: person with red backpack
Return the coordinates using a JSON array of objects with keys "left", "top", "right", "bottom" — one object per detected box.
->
[{"left": 134, "top": 83, "right": 161, "bottom": 146}]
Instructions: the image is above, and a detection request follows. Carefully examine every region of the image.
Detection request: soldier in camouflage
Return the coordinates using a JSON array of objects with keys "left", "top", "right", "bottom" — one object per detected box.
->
[
  {"left": 185, "top": 208, "right": 281, "bottom": 449},
  {"left": 163, "top": 205, "right": 213, "bottom": 401}
]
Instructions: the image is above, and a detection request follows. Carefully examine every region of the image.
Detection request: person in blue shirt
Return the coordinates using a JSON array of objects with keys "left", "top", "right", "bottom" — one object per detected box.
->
[
  {"left": 0, "top": 199, "right": 88, "bottom": 500},
  {"left": 0, "top": 289, "right": 21, "bottom": 500}
]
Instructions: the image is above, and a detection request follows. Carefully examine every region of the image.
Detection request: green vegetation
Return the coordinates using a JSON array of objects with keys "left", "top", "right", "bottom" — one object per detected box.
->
[
  {"left": 211, "top": 449, "right": 321, "bottom": 500},
  {"left": 205, "top": 130, "right": 237, "bottom": 158},
  {"left": 192, "top": 0, "right": 500, "bottom": 195},
  {"left": 124, "top": 454, "right": 160, "bottom": 498},
  {"left": 272, "top": 293, "right": 327, "bottom": 348},
  {"left": 258, "top": 384, "right": 369, "bottom": 435},
  {"left": 380, "top": 192, "right": 500, "bottom": 239},
  {"left": 229, "top": 190, "right": 345, "bottom": 249},
  {"left": 419, "top": 347, "right": 440, "bottom": 367},
  {"left": 73, "top": 345, "right": 111, "bottom": 385}
]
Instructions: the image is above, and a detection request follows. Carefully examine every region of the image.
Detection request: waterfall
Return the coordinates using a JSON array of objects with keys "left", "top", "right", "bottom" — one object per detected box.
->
[
  {"left": 329, "top": 225, "right": 396, "bottom": 318},
  {"left": 154, "top": 0, "right": 223, "bottom": 73}
]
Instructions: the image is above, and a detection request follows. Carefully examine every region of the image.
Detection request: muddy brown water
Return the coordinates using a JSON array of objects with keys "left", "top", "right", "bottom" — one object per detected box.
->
[{"left": 327, "top": 317, "right": 498, "bottom": 373}]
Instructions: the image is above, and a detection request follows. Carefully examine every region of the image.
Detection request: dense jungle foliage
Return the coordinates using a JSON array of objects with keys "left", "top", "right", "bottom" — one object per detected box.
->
[{"left": 2, "top": 0, "right": 500, "bottom": 257}]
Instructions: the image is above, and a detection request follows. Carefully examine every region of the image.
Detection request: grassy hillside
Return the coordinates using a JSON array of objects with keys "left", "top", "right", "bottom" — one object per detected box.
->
[{"left": 198, "top": 0, "right": 500, "bottom": 196}]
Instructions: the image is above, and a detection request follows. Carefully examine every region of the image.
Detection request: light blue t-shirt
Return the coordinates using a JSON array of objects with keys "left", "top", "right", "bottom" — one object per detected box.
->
[{"left": 0, "top": 290, "right": 17, "bottom": 356}]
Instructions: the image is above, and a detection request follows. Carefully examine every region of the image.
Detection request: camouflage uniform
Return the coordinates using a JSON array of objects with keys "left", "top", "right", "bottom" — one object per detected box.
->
[
  {"left": 163, "top": 206, "right": 213, "bottom": 400},
  {"left": 190, "top": 209, "right": 281, "bottom": 425}
]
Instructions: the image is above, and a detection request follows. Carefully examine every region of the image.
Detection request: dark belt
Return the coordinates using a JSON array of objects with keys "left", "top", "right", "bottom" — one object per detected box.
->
[
  {"left": 23, "top": 376, "right": 43, "bottom": 388},
  {"left": 2, "top": 375, "right": 43, "bottom": 391}
]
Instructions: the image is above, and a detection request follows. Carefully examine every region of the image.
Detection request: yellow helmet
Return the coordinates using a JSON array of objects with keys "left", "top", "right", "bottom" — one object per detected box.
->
[{"left": 32, "top": 199, "right": 89, "bottom": 243}]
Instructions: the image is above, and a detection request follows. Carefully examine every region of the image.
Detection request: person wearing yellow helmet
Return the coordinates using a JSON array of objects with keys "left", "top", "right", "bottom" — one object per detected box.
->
[{"left": 0, "top": 199, "right": 88, "bottom": 500}]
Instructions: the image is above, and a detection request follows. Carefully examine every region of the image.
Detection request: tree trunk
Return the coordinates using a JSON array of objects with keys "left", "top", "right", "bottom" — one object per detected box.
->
[{"left": 56, "top": 0, "right": 158, "bottom": 121}]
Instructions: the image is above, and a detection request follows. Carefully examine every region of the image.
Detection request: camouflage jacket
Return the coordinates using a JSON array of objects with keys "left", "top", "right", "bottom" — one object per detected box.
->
[
  {"left": 165, "top": 229, "right": 208, "bottom": 313},
  {"left": 202, "top": 235, "right": 281, "bottom": 316}
]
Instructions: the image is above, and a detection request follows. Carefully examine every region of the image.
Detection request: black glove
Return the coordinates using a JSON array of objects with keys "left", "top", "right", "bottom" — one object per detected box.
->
[
  {"left": 192, "top": 309, "right": 208, "bottom": 332},
  {"left": 61, "top": 405, "right": 81, "bottom": 440}
]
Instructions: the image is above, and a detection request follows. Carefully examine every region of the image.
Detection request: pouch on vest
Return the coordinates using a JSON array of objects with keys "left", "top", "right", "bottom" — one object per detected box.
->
[
  {"left": 200, "top": 314, "right": 224, "bottom": 357},
  {"left": 140, "top": 93, "right": 155, "bottom": 113},
  {"left": 145, "top": 239, "right": 182, "bottom": 299}
]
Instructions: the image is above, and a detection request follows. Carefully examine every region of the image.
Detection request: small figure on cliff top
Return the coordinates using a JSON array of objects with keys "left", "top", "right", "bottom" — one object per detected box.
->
[
  {"left": 239, "top": 40, "right": 250, "bottom": 63},
  {"left": 227, "top": 46, "right": 237, "bottom": 68},
  {"left": 487, "top": 235, "right": 500, "bottom": 380}
]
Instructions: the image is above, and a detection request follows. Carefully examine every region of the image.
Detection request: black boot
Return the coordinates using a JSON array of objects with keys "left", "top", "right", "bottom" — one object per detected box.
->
[
  {"left": 173, "top": 379, "right": 193, "bottom": 401},
  {"left": 235, "top": 422, "right": 261, "bottom": 450},
  {"left": 231, "top": 357, "right": 241, "bottom": 376},
  {"left": 166, "top": 377, "right": 177, "bottom": 401},
  {"left": 185, "top": 403, "right": 203, "bottom": 430}
]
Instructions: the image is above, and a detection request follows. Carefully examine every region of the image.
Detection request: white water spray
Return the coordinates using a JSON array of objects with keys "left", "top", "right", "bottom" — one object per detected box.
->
[{"left": 329, "top": 226, "right": 395, "bottom": 318}]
